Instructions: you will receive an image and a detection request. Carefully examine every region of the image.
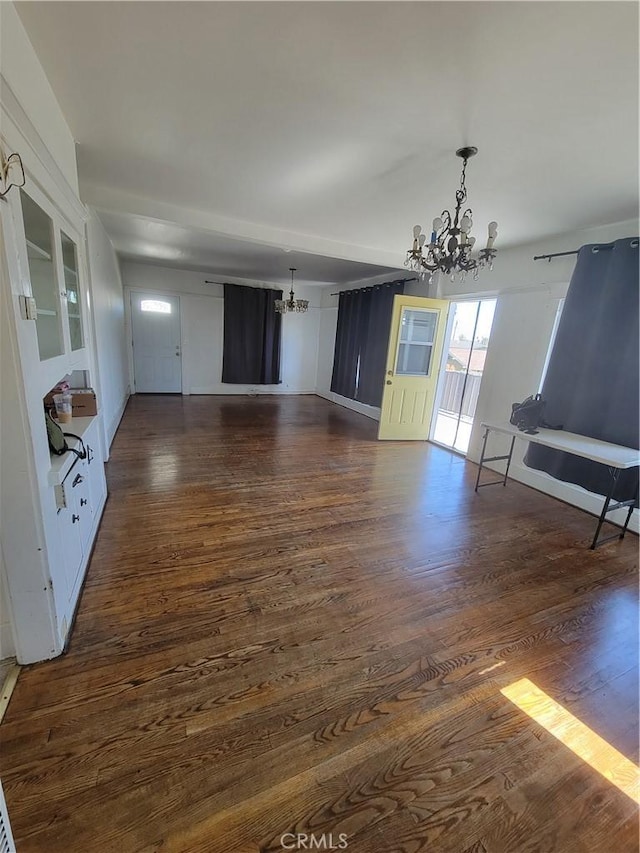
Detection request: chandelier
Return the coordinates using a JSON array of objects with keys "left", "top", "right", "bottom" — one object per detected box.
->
[
  {"left": 275, "top": 268, "right": 308, "bottom": 314},
  {"left": 405, "top": 146, "right": 498, "bottom": 284}
]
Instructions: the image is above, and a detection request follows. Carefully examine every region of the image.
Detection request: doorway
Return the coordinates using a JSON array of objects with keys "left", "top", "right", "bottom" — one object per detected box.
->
[
  {"left": 431, "top": 299, "right": 496, "bottom": 453},
  {"left": 378, "top": 295, "right": 450, "bottom": 440},
  {"left": 131, "top": 292, "right": 182, "bottom": 393}
]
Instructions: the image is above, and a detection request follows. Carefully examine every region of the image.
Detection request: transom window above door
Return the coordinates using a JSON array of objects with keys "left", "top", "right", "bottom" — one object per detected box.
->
[{"left": 140, "top": 299, "right": 172, "bottom": 314}]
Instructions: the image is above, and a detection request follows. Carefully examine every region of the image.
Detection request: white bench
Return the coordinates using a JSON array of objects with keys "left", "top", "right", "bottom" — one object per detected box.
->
[{"left": 475, "top": 421, "right": 639, "bottom": 549}]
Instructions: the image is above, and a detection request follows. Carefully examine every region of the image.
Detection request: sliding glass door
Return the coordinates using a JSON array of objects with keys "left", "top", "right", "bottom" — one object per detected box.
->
[{"left": 431, "top": 299, "right": 497, "bottom": 453}]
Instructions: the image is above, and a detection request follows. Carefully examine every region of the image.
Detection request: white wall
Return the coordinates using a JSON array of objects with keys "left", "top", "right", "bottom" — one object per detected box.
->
[
  {"left": 85, "top": 210, "right": 129, "bottom": 453},
  {"left": 315, "top": 219, "right": 639, "bottom": 529},
  {"left": 119, "top": 260, "right": 321, "bottom": 396},
  {"left": 0, "top": 549, "right": 16, "bottom": 659},
  {"left": 0, "top": 3, "right": 78, "bottom": 195}
]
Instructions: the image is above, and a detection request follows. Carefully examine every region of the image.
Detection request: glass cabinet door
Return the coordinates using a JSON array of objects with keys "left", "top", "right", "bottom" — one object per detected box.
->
[
  {"left": 61, "top": 231, "right": 84, "bottom": 351},
  {"left": 20, "top": 191, "right": 64, "bottom": 361}
]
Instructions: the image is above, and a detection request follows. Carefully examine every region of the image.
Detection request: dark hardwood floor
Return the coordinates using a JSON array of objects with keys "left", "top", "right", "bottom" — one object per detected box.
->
[{"left": 1, "top": 395, "right": 638, "bottom": 852}]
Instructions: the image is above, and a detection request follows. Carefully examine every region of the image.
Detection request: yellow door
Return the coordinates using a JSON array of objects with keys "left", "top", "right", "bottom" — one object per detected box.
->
[{"left": 378, "top": 294, "right": 450, "bottom": 440}]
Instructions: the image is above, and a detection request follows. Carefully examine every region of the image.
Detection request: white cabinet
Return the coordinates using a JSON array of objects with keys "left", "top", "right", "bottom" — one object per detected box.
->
[
  {"left": 56, "top": 493, "right": 83, "bottom": 601},
  {"left": 85, "top": 422, "right": 106, "bottom": 518},
  {"left": 1, "top": 178, "right": 107, "bottom": 659},
  {"left": 19, "top": 186, "right": 89, "bottom": 371},
  {"left": 51, "top": 417, "right": 107, "bottom": 614},
  {"left": 1, "top": 69, "right": 106, "bottom": 663}
]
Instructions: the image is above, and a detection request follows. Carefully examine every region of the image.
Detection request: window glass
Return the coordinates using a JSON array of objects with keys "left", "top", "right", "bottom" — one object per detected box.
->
[
  {"left": 21, "top": 191, "right": 64, "bottom": 360},
  {"left": 61, "top": 231, "right": 83, "bottom": 350},
  {"left": 395, "top": 308, "right": 438, "bottom": 375},
  {"left": 141, "top": 299, "right": 172, "bottom": 314}
]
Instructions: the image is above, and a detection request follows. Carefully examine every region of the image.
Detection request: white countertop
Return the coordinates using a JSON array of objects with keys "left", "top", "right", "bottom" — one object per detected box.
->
[
  {"left": 482, "top": 422, "right": 640, "bottom": 470},
  {"left": 47, "top": 416, "right": 97, "bottom": 486}
]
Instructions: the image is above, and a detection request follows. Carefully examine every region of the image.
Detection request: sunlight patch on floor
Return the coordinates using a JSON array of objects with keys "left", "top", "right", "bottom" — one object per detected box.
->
[{"left": 501, "top": 677, "right": 640, "bottom": 804}]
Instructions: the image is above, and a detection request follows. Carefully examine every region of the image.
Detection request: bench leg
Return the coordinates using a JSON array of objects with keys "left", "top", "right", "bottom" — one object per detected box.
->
[
  {"left": 590, "top": 467, "right": 620, "bottom": 550},
  {"left": 475, "top": 427, "right": 489, "bottom": 493},
  {"left": 503, "top": 435, "right": 516, "bottom": 486},
  {"left": 619, "top": 480, "right": 639, "bottom": 541}
]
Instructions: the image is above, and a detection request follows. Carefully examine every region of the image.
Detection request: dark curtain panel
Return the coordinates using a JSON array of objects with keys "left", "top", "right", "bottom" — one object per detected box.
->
[
  {"left": 222, "top": 284, "right": 283, "bottom": 384},
  {"left": 330, "top": 288, "right": 369, "bottom": 400},
  {"left": 357, "top": 282, "right": 405, "bottom": 406},
  {"left": 525, "top": 237, "right": 639, "bottom": 502},
  {"left": 330, "top": 281, "right": 404, "bottom": 406}
]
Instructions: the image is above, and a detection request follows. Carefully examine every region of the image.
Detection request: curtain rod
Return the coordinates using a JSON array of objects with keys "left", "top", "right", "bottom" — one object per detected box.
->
[
  {"left": 204, "top": 281, "right": 282, "bottom": 289},
  {"left": 533, "top": 245, "right": 614, "bottom": 262},
  {"left": 330, "top": 276, "right": 416, "bottom": 296}
]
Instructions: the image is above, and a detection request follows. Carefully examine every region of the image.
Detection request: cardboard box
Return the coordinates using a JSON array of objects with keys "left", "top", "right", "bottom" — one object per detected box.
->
[
  {"left": 70, "top": 388, "right": 98, "bottom": 417},
  {"left": 44, "top": 387, "right": 98, "bottom": 418}
]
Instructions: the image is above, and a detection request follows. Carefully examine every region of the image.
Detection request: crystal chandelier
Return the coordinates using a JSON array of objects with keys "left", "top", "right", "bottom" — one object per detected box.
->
[
  {"left": 405, "top": 146, "right": 498, "bottom": 284},
  {"left": 275, "top": 268, "right": 309, "bottom": 314}
]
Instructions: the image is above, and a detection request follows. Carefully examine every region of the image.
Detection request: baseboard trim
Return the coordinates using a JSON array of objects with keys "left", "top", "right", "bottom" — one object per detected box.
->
[
  {"left": 0, "top": 662, "right": 20, "bottom": 724},
  {"left": 186, "top": 388, "right": 317, "bottom": 396},
  {"left": 106, "top": 393, "right": 131, "bottom": 452},
  {"left": 315, "top": 391, "right": 381, "bottom": 421}
]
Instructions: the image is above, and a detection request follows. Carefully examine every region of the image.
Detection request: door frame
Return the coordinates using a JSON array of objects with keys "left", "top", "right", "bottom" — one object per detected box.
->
[
  {"left": 127, "top": 288, "right": 184, "bottom": 394},
  {"left": 428, "top": 296, "right": 497, "bottom": 454},
  {"left": 428, "top": 304, "right": 457, "bottom": 444}
]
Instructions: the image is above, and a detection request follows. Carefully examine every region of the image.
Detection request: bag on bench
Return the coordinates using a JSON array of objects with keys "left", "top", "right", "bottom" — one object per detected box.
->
[{"left": 510, "top": 394, "right": 563, "bottom": 434}]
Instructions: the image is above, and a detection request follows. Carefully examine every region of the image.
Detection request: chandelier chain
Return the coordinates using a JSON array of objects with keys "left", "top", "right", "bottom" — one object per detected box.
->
[
  {"left": 460, "top": 156, "right": 468, "bottom": 193},
  {"left": 274, "top": 266, "right": 309, "bottom": 314}
]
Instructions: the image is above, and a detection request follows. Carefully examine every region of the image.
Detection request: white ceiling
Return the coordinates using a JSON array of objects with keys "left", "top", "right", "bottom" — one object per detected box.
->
[
  {"left": 16, "top": 1, "right": 639, "bottom": 279},
  {"left": 97, "top": 208, "right": 401, "bottom": 284}
]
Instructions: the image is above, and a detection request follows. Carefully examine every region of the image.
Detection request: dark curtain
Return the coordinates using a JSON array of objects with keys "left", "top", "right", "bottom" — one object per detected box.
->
[
  {"left": 525, "top": 237, "right": 639, "bottom": 502},
  {"left": 357, "top": 282, "right": 405, "bottom": 406},
  {"left": 330, "top": 288, "right": 369, "bottom": 400},
  {"left": 222, "top": 284, "right": 282, "bottom": 384},
  {"left": 330, "top": 281, "right": 404, "bottom": 406}
]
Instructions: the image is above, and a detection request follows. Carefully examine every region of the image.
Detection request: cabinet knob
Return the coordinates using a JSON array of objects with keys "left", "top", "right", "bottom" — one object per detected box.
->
[{"left": 72, "top": 514, "right": 80, "bottom": 523}]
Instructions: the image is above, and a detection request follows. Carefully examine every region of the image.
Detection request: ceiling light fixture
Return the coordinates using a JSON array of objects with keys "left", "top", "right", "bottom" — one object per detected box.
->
[
  {"left": 275, "top": 268, "right": 308, "bottom": 314},
  {"left": 405, "top": 146, "right": 498, "bottom": 284}
]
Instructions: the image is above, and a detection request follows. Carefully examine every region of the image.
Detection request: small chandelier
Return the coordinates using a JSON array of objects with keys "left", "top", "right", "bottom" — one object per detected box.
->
[
  {"left": 275, "top": 268, "right": 308, "bottom": 314},
  {"left": 405, "top": 146, "right": 498, "bottom": 284}
]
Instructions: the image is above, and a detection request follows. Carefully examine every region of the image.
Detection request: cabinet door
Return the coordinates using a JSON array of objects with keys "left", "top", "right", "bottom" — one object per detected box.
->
[
  {"left": 85, "top": 425, "right": 107, "bottom": 512},
  {"left": 20, "top": 190, "right": 64, "bottom": 361},
  {"left": 57, "top": 499, "right": 83, "bottom": 600},
  {"left": 68, "top": 466, "right": 93, "bottom": 552},
  {"left": 60, "top": 231, "right": 84, "bottom": 351}
]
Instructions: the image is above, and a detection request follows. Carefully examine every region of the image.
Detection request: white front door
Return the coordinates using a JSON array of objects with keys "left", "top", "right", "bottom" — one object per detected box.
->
[
  {"left": 131, "top": 292, "right": 182, "bottom": 393},
  {"left": 378, "top": 295, "right": 450, "bottom": 440}
]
